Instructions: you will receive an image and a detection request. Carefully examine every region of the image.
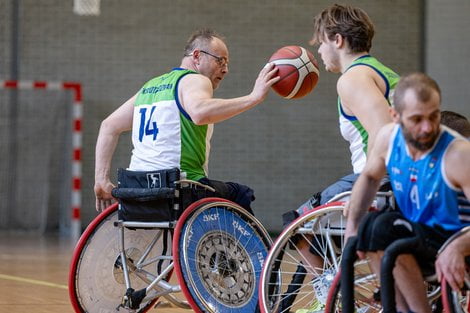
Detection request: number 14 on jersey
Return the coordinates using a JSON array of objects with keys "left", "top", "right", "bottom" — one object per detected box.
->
[{"left": 138, "top": 106, "right": 159, "bottom": 142}]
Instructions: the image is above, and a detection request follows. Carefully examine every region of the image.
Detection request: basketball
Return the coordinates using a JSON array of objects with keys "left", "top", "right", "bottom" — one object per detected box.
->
[{"left": 269, "top": 46, "right": 320, "bottom": 99}]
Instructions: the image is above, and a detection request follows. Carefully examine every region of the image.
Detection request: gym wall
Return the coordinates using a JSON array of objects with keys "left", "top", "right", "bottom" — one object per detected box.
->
[{"left": 0, "top": 0, "right": 430, "bottom": 233}]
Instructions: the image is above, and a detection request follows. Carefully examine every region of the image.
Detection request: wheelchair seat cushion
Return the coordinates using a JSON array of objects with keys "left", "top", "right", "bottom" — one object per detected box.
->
[{"left": 115, "top": 168, "right": 180, "bottom": 222}]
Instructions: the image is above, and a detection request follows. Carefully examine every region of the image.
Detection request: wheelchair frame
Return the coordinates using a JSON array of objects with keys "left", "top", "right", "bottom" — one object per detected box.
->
[
  {"left": 326, "top": 221, "right": 469, "bottom": 313},
  {"left": 258, "top": 191, "right": 394, "bottom": 313},
  {"left": 69, "top": 179, "right": 272, "bottom": 313}
]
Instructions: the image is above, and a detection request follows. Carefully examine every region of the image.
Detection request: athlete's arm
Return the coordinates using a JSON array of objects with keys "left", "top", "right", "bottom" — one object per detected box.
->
[
  {"left": 436, "top": 139, "right": 470, "bottom": 289},
  {"left": 94, "top": 93, "right": 136, "bottom": 211},
  {"left": 179, "top": 63, "right": 279, "bottom": 125},
  {"left": 337, "top": 66, "right": 392, "bottom": 153},
  {"left": 445, "top": 139, "right": 470, "bottom": 200},
  {"left": 435, "top": 231, "right": 470, "bottom": 291},
  {"left": 344, "top": 123, "right": 393, "bottom": 240}
]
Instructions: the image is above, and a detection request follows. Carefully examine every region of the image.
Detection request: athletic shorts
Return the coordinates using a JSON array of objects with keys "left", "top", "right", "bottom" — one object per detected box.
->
[
  {"left": 356, "top": 210, "right": 455, "bottom": 275},
  {"left": 198, "top": 177, "right": 255, "bottom": 215}
]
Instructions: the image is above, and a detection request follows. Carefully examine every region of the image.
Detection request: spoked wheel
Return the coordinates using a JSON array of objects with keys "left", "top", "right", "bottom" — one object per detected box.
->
[
  {"left": 173, "top": 197, "right": 272, "bottom": 313},
  {"left": 259, "top": 203, "right": 346, "bottom": 313},
  {"left": 69, "top": 204, "right": 172, "bottom": 313},
  {"left": 325, "top": 259, "right": 382, "bottom": 313},
  {"left": 325, "top": 258, "right": 445, "bottom": 313}
]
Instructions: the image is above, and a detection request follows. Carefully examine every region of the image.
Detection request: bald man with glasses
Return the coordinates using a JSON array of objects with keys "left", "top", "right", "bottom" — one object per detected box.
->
[{"left": 94, "top": 28, "right": 279, "bottom": 214}]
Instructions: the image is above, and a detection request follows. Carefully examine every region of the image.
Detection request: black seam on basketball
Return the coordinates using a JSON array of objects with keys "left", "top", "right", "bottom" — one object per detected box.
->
[
  {"left": 278, "top": 66, "right": 300, "bottom": 81},
  {"left": 284, "top": 46, "right": 314, "bottom": 71},
  {"left": 301, "top": 61, "right": 312, "bottom": 71}
]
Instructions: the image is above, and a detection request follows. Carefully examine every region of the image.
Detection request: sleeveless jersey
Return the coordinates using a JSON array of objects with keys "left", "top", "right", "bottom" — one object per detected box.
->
[
  {"left": 338, "top": 55, "right": 399, "bottom": 173},
  {"left": 129, "top": 68, "right": 213, "bottom": 181},
  {"left": 385, "top": 125, "right": 469, "bottom": 231}
]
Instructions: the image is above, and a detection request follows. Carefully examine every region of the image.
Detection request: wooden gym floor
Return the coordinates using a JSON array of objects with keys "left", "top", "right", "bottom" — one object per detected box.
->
[{"left": 0, "top": 232, "right": 189, "bottom": 313}]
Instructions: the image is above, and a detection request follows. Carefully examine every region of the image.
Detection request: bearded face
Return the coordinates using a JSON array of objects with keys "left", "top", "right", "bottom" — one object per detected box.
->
[
  {"left": 400, "top": 120, "right": 440, "bottom": 151},
  {"left": 394, "top": 87, "right": 441, "bottom": 153}
]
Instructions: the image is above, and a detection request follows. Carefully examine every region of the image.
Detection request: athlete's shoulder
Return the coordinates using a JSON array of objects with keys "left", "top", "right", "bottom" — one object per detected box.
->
[
  {"left": 447, "top": 136, "right": 470, "bottom": 161},
  {"left": 377, "top": 123, "right": 397, "bottom": 148},
  {"left": 178, "top": 71, "right": 212, "bottom": 93},
  {"left": 443, "top": 137, "right": 470, "bottom": 190}
]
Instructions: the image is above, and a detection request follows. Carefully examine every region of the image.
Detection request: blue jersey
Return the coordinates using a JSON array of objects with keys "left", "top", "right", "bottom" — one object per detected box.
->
[{"left": 386, "top": 125, "right": 468, "bottom": 231}]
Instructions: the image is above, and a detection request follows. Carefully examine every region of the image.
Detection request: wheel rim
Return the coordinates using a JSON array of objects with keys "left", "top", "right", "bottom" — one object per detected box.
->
[
  {"left": 175, "top": 199, "right": 271, "bottom": 313},
  {"left": 260, "top": 205, "right": 346, "bottom": 313},
  {"left": 72, "top": 209, "right": 172, "bottom": 312}
]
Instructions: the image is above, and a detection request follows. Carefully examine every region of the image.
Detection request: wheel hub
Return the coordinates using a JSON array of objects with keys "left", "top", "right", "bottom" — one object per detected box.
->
[{"left": 196, "top": 231, "right": 255, "bottom": 306}]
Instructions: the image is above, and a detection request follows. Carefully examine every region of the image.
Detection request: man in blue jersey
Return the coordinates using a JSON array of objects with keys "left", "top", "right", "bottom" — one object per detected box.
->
[
  {"left": 344, "top": 73, "right": 470, "bottom": 313},
  {"left": 94, "top": 29, "right": 279, "bottom": 212}
]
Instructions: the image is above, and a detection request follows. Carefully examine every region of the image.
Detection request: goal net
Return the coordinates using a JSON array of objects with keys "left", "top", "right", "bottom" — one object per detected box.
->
[{"left": 0, "top": 88, "right": 72, "bottom": 234}]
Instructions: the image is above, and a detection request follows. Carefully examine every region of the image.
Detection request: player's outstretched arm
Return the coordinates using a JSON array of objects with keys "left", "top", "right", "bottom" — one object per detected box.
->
[{"left": 180, "top": 63, "right": 279, "bottom": 125}]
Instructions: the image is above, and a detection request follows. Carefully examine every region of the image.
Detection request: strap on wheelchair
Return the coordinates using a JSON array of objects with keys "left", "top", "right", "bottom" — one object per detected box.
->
[
  {"left": 112, "top": 187, "right": 175, "bottom": 201},
  {"left": 380, "top": 234, "right": 422, "bottom": 313},
  {"left": 340, "top": 236, "right": 358, "bottom": 313}
]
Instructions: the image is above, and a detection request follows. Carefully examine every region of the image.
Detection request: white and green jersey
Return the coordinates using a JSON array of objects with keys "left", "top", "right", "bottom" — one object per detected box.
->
[
  {"left": 338, "top": 55, "right": 399, "bottom": 173},
  {"left": 129, "top": 68, "right": 213, "bottom": 181}
]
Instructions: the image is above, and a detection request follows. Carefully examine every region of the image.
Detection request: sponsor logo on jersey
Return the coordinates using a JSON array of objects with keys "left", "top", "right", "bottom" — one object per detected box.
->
[{"left": 141, "top": 84, "right": 173, "bottom": 95}]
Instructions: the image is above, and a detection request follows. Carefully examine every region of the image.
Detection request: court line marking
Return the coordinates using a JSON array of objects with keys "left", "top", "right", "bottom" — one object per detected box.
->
[{"left": 0, "top": 273, "right": 68, "bottom": 290}]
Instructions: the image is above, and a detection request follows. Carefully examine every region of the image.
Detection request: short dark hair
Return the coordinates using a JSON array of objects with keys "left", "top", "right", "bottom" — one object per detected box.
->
[
  {"left": 393, "top": 73, "right": 441, "bottom": 113},
  {"left": 441, "top": 110, "right": 470, "bottom": 137},
  {"left": 311, "top": 4, "right": 374, "bottom": 53},
  {"left": 184, "top": 28, "right": 225, "bottom": 56}
]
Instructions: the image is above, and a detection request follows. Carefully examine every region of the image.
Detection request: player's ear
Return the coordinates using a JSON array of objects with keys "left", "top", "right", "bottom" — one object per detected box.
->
[
  {"left": 390, "top": 106, "right": 400, "bottom": 123},
  {"left": 191, "top": 49, "right": 201, "bottom": 64},
  {"left": 334, "top": 33, "right": 343, "bottom": 48}
]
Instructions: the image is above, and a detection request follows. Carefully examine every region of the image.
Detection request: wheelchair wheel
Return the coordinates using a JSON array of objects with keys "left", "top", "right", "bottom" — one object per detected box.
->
[
  {"left": 259, "top": 203, "right": 346, "bottom": 313},
  {"left": 173, "top": 197, "right": 272, "bottom": 313},
  {"left": 325, "top": 259, "right": 444, "bottom": 313},
  {"left": 325, "top": 259, "right": 382, "bottom": 313},
  {"left": 69, "top": 203, "right": 172, "bottom": 313},
  {"left": 442, "top": 278, "right": 470, "bottom": 313}
]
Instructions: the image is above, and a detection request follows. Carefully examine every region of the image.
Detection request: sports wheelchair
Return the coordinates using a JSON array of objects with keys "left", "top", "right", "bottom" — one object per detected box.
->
[
  {"left": 325, "top": 223, "right": 469, "bottom": 313},
  {"left": 258, "top": 190, "right": 395, "bottom": 313},
  {"left": 69, "top": 168, "right": 272, "bottom": 312}
]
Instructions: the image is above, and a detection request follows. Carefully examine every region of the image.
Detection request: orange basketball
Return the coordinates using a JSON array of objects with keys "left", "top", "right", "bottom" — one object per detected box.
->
[{"left": 269, "top": 46, "right": 320, "bottom": 99}]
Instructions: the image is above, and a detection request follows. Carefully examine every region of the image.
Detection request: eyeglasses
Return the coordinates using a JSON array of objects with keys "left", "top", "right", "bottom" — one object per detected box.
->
[{"left": 199, "top": 50, "right": 229, "bottom": 67}]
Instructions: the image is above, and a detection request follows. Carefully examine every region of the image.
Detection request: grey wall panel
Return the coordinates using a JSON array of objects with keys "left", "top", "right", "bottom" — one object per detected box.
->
[
  {"left": 425, "top": 0, "right": 470, "bottom": 116},
  {"left": 0, "top": 0, "right": 421, "bottom": 233}
]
